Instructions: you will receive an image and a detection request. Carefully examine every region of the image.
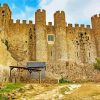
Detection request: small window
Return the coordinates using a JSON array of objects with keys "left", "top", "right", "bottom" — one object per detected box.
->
[
  {"left": 89, "top": 52, "right": 90, "bottom": 57},
  {"left": 51, "top": 51, "right": 52, "bottom": 56},
  {"left": 2, "top": 11, "right": 5, "bottom": 16},
  {"left": 48, "top": 34, "right": 54, "bottom": 41},
  {"left": 77, "top": 52, "right": 78, "bottom": 57}
]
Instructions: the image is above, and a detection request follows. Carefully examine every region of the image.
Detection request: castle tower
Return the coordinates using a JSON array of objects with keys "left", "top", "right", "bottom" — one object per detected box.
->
[
  {"left": 35, "top": 9, "right": 47, "bottom": 62},
  {"left": 91, "top": 14, "right": 100, "bottom": 57},
  {"left": 54, "top": 11, "right": 67, "bottom": 61},
  {"left": 0, "top": 3, "right": 11, "bottom": 27},
  {"left": 0, "top": 3, "right": 11, "bottom": 44}
]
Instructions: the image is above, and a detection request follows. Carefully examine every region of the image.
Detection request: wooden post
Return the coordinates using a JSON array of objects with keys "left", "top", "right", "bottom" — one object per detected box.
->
[
  {"left": 39, "top": 71, "right": 41, "bottom": 84},
  {"left": 28, "top": 70, "right": 32, "bottom": 81},
  {"left": 9, "top": 67, "right": 13, "bottom": 82}
]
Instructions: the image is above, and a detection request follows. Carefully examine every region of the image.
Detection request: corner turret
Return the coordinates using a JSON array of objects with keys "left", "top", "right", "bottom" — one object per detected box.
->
[
  {"left": 35, "top": 9, "right": 46, "bottom": 26},
  {"left": 54, "top": 11, "right": 67, "bottom": 61},
  {"left": 54, "top": 11, "right": 66, "bottom": 28},
  {"left": 35, "top": 9, "right": 47, "bottom": 61},
  {"left": 0, "top": 3, "right": 11, "bottom": 27},
  {"left": 91, "top": 14, "right": 100, "bottom": 57}
]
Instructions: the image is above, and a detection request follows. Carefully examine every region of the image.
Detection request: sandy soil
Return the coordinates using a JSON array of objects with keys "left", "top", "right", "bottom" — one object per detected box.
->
[{"left": 12, "top": 83, "right": 100, "bottom": 100}]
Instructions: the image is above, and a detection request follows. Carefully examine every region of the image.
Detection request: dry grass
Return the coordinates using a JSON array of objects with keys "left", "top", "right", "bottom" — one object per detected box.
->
[
  {"left": 2, "top": 82, "right": 100, "bottom": 100},
  {"left": 64, "top": 82, "right": 100, "bottom": 100}
]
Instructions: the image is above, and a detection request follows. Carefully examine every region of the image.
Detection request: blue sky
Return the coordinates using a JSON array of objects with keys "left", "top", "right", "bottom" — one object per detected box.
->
[{"left": 0, "top": 0, "right": 100, "bottom": 26}]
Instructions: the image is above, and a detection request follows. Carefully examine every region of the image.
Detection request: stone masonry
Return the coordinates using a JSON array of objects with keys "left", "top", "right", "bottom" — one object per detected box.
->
[
  {"left": 0, "top": 3, "right": 99, "bottom": 64},
  {"left": 0, "top": 3, "right": 100, "bottom": 82}
]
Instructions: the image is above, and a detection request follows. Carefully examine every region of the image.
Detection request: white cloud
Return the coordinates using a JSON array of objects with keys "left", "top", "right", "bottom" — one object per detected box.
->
[
  {"left": 39, "top": 0, "right": 69, "bottom": 24},
  {"left": 39, "top": 0, "right": 100, "bottom": 25},
  {"left": 12, "top": 6, "right": 35, "bottom": 23},
  {"left": 11, "top": 0, "right": 100, "bottom": 25}
]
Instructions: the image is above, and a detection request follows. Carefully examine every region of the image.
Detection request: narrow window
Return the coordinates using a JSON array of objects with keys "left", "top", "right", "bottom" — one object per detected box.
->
[
  {"left": 2, "top": 11, "right": 5, "bottom": 16},
  {"left": 89, "top": 52, "right": 90, "bottom": 57},
  {"left": 48, "top": 35, "right": 54, "bottom": 41},
  {"left": 51, "top": 51, "right": 52, "bottom": 56},
  {"left": 77, "top": 52, "right": 78, "bottom": 57}
]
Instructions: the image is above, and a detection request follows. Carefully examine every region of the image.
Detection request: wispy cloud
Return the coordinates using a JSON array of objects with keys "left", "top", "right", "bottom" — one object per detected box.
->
[
  {"left": 39, "top": 0, "right": 69, "bottom": 24},
  {"left": 1, "top": 0, "right": 100, "bottom": 25},
  {"left": 12, "top": 6, "right": 36, "bottom": 23},
  {"left": 39, "top": 0, "right": 100, "bottom": 25}
]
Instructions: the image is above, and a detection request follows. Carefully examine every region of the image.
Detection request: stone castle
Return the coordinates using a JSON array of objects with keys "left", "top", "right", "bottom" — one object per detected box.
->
[{"left": 0, "top": 3, "right": 100, "bottom": 64}]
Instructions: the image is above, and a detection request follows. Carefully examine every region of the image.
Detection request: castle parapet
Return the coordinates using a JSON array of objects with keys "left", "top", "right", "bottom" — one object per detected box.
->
[
  {"left": 75, "top": 24, "right": 79, "bottom": 27},
  {"left": 54, "top": 10, "right": 65, "bottom": 27},
  {"left": 48, "top": 22, "right": 52, "bottom": 26},
  {"left": 16, "top": 19, "right": 20, "bottom": 24},
  {"left": 3, "top": 3, "right": 8, "bottom": 7},
  {"left": 29, "top": 20, "right": 32, "bottom": 24},
  {"left": 55, "top": 11, "right": 65, "bottom": 15},
  {"left": 22, "top": 20, "right": 26, "bottom": 24},
  {"left": 80, "top": 24, "right": 84, "bottom": 28},
  {"left": 67, "top": 23, "right": 91, "bottom": 29},
  {"left": 35, "top": 9, "right": 46, "bottom": 26},
  {"left": 36, "top": 9, "right": 46, "bottom": 13},
  {"left": 68, "top": 23, "right": 72, "bottom": 27},
  {"left": 91, "top": 14, "right": 100, "bottom": 19},
  {"left": 86, "top": 25, "right": 90, "bottom": 29}
]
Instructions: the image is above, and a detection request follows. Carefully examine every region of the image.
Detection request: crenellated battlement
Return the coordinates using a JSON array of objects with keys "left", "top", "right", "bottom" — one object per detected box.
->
[
  {"left": 29, "top": 20, "right": 33, "bottom": 24},
  {"left": 91, "top": 14, "right": 100, "bottom": 19},
  {"left": 3, "top": 3, "right": 9, "bottom": 8},
  {"left": 35, "top": 9, "right": 46, "bottom": 26},
  {"left": 16, "top": 19, "right": 20, "bottom": 24},
  {"left": 22, "top": 20, "right": 26, "bottom": 24},
  {"left": 75, "top": 24, "right": 79, "bottom": 27},
  {"left": 36, "top": 9, "right": 46, "bottom": 13},
  {"left": 9, "top": 19, "right": 34, "bottom": 26},
  {"left": 54, "top": 10, "right": 65, "bottom": 19},
  {"left": 80, "top": 24, "right": 84, "bottom": 28},
  {"left": 54, "top": 10, "right": 65, "bottom": 15},
  {"left": 67, "top": 23, "right": 91, "bottom": 29},
  {"left": 68, "top": 24, "right": 72, "bottom": 27},
  {"left": 48, "top": 22, "right": 52, "bottom": 26},
  {"left": 54, "top": 10, "right": 65, "bottom": 27},
  {"left": 0, "top": 3, "right": 9, "bottom": 7}
]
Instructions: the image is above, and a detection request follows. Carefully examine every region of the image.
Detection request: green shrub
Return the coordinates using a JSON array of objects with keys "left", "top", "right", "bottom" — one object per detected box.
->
[
  {"left": 59, "top": 77, "right": 71, "bottom": 84},
  {"left": 94, "top": 57, "right": 100, "bottom": 70},
  {"left": 0, "top": 83, "right": 24, "bottom": 93}
]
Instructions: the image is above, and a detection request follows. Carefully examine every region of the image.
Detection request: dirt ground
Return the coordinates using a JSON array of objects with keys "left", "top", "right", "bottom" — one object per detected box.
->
[{"left": 9, "top": 82, "right": 99, "bottom": 100}]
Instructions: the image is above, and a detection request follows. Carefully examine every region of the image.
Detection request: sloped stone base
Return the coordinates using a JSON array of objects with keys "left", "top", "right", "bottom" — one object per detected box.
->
[{"left": 46, "top": 61, "right": 100, "bottom": 82}]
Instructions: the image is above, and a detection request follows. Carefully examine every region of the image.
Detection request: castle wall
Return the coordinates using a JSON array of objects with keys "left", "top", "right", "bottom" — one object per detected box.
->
[
  {"left": 0, "top": 3, "right": 99, "bottom": 64},
  {"left": 66, "top": 24, "right": 96, "bottom": 63},
  {"left": 7, "top": 19, "right": 36, "bottom": 62}
]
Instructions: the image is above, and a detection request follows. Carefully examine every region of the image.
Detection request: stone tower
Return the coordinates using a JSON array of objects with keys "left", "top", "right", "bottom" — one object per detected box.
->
[
  {"left": 54, "top": 11, "right": 67, "bottom": 61},
  {"left": 91, "top": 14, "right": 100, "bottom": 57},
  {"left": 0, "top": 3, "right": 11, "bottom": 45},
  {"left": 0, "top": 3, "right": 11, "bottom": 26},
  {"left": 35, "top": 9, "right": 47, "bottom": 61}
]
